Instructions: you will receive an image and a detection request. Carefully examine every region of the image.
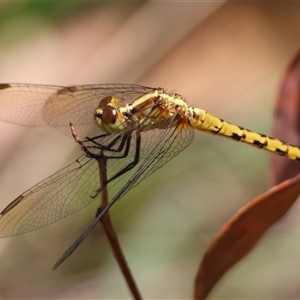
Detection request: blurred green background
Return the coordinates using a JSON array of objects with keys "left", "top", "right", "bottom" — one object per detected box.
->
[{"left": 1, "top": 1, "right": 300, "bottom": 299}]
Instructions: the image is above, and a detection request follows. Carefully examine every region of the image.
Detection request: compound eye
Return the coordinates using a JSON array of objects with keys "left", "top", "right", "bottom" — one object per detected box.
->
[
  {"left": 99, "top": 96, "right": 113, "bottom": 108},
  {"left": 102, "top": 105, "right": 117, "bottom": 124}
]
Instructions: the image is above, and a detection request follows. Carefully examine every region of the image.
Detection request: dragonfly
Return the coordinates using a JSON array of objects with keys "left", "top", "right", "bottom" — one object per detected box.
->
[{"left": 0, "top": 83, "right": 299, "bottom": 268}]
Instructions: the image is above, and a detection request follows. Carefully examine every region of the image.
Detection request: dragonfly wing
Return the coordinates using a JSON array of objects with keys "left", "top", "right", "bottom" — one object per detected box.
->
[
  {"left": 43, "top": 84, "right": 153, "bottom": 137},
  {"left": 0, "top": 154, "right": 101, "bottom": 237},
  {"left": 52, "top": 118, "right": 195, "bottom": 268},
  {"left": 0, "top": 83, "right": 154, "bottom": 138},
  {"left": 0, "top": 83, "right": 63, "bottom": 126},
  {"left": 0, "top": 88, "right": 194, "bottom": 239},
  {"left": 120, "top": 124, "right": 195, "bottom": 197}
]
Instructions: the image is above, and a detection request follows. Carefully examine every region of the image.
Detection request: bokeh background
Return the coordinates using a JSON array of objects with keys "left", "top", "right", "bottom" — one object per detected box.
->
[{"left": 1, "top": 1, "right": 300, "bottom": 299}]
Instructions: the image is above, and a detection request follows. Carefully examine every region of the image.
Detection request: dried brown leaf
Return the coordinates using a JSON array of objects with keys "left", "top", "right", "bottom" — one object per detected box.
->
[
  {"left": 194, "top": 174, "right": 300, "bottom": 300},
  {"left": 271, "top": 50, "right": 300, "bottom": 184}
]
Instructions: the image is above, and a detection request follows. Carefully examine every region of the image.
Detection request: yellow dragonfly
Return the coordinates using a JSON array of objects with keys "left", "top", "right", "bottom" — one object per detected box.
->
[{"left": 0, "top": 83, "right": 299, "bottom": 267}]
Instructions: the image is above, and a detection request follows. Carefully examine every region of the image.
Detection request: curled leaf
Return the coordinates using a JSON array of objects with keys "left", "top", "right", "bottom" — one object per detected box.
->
[
  {"left": 194, "top": 174, "right": 300, "bottom": 300},
  {"left": 271, "top": 50, "right": 300, "bottom": 183}
]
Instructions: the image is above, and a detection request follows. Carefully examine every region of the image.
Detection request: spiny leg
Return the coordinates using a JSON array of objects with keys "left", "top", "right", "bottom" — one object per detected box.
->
[
  {"left": 103, "top": 129, "right": 141, "bottom": 184},
  {"left": 70, "top": 123, "right": 142, "bottom": 195},
  {"left": 84, "top": 133, "right": 127, "bottom": 154},
  {"left": 92, "top": 130, "right": 141, "bottom": 198},
  {"left": 70, "top": 122, "right": 131, "bottom": 159}
]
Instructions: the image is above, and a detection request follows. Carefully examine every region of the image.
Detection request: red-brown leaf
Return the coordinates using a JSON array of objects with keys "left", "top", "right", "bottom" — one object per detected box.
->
[
  {"left": 194, "top": 174, "right": 300, "bottom": 300},
  {"left": 271, "top": 50, "right": 300, "bottom": 184}
]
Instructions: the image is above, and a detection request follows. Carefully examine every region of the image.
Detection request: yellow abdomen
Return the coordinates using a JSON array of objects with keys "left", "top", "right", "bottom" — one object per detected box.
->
[{"left": 188, "top": 107, "right": 300, "bottom": 161}]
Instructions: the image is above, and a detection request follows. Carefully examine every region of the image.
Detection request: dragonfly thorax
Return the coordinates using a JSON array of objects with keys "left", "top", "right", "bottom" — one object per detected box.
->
[{"left": 94, "top": 90, "right": 192, "bottom": 135}]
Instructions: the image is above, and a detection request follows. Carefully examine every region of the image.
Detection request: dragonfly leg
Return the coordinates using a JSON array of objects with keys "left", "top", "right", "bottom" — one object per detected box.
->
[
  {"left": 87, "top": 133, "right": 129, "bottom": 154},
  {"left": 104, "top": 130, "right": 141, "bottom": 183},
  {"left": 83, "top": 134, "right": 109, "bottom": 143},
  {"left": 70, "top": 123, "right": 130, "bottom": 159},
  {"left": 69, "top": 123, "right": 99, "bottom": 158},
  {"left": 92, "top": 130, "right": 141, "bottom": 198}
]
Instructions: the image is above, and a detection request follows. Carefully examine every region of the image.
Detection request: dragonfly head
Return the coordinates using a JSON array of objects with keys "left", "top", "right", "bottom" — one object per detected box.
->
[{"left": 94, "top": 96, "right": 125, "bottom": 134}]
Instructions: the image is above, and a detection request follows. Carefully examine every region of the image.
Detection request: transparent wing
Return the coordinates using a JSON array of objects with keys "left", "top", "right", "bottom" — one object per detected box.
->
[
  {"left": 52, "top": 121, "right": 195, "bottom": 268},
  {"left": 110, "top": 121, "right": 195, "bottom": 202},
  {"left": 0, "top": 83, "right": 154, "bottom": 137},
  {"left": 0, "top": 109, "right": 194, "bottom": 237},
  {"left": 0, "top": 154, "right": 98, "bottom": 237},
  {"left": 0, "top": 83, "right": 62, "bottom": 126}
]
